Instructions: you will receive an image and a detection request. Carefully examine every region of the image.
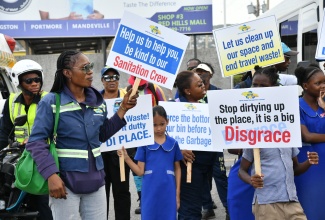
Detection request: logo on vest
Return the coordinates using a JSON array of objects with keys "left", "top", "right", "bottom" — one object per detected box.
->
[{"left": 0, "top": 0, "right": 31, "bottom": 14}]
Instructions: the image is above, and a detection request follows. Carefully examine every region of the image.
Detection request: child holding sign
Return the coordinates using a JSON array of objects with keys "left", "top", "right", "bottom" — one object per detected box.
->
[
  {"left": 117, "top": 105, "right": 183, "bottom": 220},
  {"left": 238, "top": 66, "right": 319, "bottom": 220},
  {"left": 294, "top": 65, "right": 325, "bottom": 220}
]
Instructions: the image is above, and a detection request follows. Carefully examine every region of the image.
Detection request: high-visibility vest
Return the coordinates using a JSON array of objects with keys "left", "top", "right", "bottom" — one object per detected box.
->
[{"left": 8, "top": 92, "right": 48, "bottom": 144}]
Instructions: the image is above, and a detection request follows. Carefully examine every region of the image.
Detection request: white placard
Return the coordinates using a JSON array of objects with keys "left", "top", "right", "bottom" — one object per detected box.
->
[
  {"left": 106, "top": 11, "right": 189, "bottom": 90},
  {"left": 208, "top": 86, "right": 301, "bottom": 150},
  {"left": 100, "top": 94, "right": 154, "bottom": 152},
  {"left": 159, "top": 101, "right": 220, "bottom": 152}
]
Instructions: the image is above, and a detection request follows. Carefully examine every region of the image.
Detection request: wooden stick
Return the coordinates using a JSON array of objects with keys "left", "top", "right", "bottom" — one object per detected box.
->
[
  {"left": 186, "top": 162, "right": 192, "bottom": 183},
  {"left": 253, "top": 148, "right": 261, "bottom": 175},
  {"left": 119, "top": 154, "right": 125, "bottom": 182},
  {"left": 130, "top": 77, "right": 141, "bottom": 98}
]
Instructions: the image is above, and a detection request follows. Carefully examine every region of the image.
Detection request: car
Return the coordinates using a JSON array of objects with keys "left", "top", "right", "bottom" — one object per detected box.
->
[{"left": 0, "top": 34, "right": 18, "bottom": 116}]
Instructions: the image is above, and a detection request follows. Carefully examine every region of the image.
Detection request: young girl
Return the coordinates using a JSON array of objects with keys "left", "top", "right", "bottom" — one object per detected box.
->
[
  {"left": 118, "top": 105, "right": 183, "bottom": 220},
  {"left": 294, "top": 65, "right": 325, "bottom": 219}
]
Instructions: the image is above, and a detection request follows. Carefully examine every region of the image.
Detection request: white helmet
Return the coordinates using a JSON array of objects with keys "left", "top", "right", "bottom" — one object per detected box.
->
[{"left": 10, "top": 59, "right": 44, "bottom": 88}]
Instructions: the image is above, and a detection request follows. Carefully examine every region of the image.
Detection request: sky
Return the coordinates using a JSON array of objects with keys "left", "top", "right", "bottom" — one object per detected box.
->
[{"left": 212, "top": 0, "right": 284, "bottom": 26}]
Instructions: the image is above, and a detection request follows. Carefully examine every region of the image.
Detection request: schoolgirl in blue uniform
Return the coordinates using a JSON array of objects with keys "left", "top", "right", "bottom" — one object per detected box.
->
[
  {"left": 118, "top": 105, "right": 183, "bottom": 220},
  {"left": 294, "top": 65, "right": 325, "bottom": 220}
]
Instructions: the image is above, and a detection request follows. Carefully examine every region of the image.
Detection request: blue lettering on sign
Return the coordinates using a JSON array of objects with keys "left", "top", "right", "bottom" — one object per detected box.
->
[
  {"left": 118, "top": 130, "right": 150, "bottom": 144},
  {"left": 112, "top": 25, "right": 183, "bottom": 74},
  {"left": 322, "top": 47, "right": 325, "bottom": 55}
]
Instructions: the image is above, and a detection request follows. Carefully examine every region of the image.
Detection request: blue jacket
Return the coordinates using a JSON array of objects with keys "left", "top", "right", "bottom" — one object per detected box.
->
[{"left": 27, "top": 86, "right": 126, "bottom": 181}]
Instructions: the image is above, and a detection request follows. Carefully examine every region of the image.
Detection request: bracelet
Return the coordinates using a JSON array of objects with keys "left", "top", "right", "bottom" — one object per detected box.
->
[{"left": 120, "top": 105, "right": 127, "bottom": 111}]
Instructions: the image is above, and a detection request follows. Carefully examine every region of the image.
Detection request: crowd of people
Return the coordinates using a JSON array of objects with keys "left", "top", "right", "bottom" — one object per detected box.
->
[{"left": 0, "top": 41, "right": 325, "bottom": 220}]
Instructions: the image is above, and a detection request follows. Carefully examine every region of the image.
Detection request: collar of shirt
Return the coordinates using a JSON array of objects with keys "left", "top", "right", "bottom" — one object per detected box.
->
[
  {"left": 62, "top": 86, "right": 104, "bottom": 107},
  {"left": 147, "top": 135, "right": 176, "bottom": 152},
  {"left": 14, "top": 92, "right": 42, "bottom": 105},
  {"left": 299, "top": 97, "right": 324, "bottom": 117}
]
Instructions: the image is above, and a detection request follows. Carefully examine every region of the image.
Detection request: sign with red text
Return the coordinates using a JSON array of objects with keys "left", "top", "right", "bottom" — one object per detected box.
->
[
  {"left": 100, "top": 95, "right": 154, "bottom": 152},
  {"left": 106, "top": 11, "right": 189, "bottom": 90},
  {"left": 207, "top": 86, "right": 301, "bottom": 150},
  {"left": 159, "top": 101, "right": 221, "bottom": 152}
]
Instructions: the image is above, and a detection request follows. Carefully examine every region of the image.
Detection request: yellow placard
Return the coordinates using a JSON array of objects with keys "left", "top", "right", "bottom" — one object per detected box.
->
[{"left": 213, "top": 16, "right": 283, "bottom": 77}]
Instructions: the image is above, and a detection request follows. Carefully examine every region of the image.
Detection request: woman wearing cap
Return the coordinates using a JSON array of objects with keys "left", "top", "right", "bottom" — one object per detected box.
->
[
  {"left": 100, "top": 66, "right": 132, "bottom": 219},
  {"left": 25, "top": 51, "right": 138, "bottom": 220}
]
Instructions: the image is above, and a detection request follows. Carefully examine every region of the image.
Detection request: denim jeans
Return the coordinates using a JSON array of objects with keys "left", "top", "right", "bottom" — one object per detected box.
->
[{"left": 49, "top": 186, "right": 106, "bottom": 220}]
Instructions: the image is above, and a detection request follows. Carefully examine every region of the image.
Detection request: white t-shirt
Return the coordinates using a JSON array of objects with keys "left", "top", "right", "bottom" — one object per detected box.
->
[{"left": 278, "top": 74, "right": 297, "bottom": 86}]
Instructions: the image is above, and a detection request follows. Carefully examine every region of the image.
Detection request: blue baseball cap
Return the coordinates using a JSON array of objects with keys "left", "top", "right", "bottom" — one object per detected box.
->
[
  {"left": 100, "top": 66, "right": 119, "bottom": 77},
  {"left": 281, "top": 42, "right": 299, "bottom": 56}
]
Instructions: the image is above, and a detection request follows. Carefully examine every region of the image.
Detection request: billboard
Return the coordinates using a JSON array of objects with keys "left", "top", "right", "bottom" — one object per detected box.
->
[{"left": 0, "top": 0, "right": 212, "bottom": 38}]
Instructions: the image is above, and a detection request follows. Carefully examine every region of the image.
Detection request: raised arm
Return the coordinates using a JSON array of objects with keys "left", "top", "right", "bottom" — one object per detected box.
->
[{"left": 293, "top": 151, "right": 319, "bottom": 176}]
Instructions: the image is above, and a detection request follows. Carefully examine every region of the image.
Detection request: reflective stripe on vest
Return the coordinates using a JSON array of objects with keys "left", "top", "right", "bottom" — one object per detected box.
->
[
  {"left": 8, "top": 92, "right": 48, "bottom": 143},
  {"left": 51, "top": 99, "right": 103, "bottom": 159},
  {"left": 56, "top": 147, "right": 101, "bottom": 159}
]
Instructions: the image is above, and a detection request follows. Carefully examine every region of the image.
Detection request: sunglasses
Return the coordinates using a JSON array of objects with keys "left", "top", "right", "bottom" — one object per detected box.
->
[
  {"left": 22, "top": 77, "right": 41, "bottom": 84},
  {"left": 187, "top": 66, "right": 197, "bottom": 71},
  {"left": 103, "top": 74, "right": 119, "bottom": 82},
  {"left": 71, "top": 62, "right": 94, "bottom": 74}
]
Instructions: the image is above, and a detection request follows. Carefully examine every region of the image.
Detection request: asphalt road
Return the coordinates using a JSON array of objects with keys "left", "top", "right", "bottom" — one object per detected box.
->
[{"left": 108, "top": 151, "right": 238, "bottom": 220}]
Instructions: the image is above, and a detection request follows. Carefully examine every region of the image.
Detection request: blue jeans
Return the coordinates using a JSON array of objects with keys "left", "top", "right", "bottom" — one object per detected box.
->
[
  {"left": 202, "top": 152, "right": 228, "bottom": 210},
  {"left": 49, "top": 186, "right": 106, "bottom": 220}
]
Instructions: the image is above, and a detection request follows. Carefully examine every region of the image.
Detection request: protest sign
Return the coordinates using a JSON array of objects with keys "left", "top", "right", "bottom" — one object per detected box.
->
[
  {"left": 159, "top": 101, "right": 220, "bottom": 152},
  {"left": 100, "top": 94, "right": 154, "bottom": 152},
  {"left": 106, "top": 11, "right": 189, "bottom": 90},
  {"left": 315, "top": 8, "right": 325, "bottom": 61},
  {"left": 213, "top": 16, "right": 283, "bottom": 77},
  {"left": 208, "top": 86, "right": 301, "bottom": 150}
]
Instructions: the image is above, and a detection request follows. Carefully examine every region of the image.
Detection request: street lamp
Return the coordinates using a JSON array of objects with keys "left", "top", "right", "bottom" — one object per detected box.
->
[{"left": 247, "top": 1, "right": 268, "bottom": 17}]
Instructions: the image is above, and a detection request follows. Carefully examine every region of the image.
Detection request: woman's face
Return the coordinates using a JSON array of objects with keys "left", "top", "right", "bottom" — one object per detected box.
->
[
  {"left": 102, "top": 71, "right": 119, "bottom": 93},
  {"left": 304, "top": 71, "right": 325, "bottom": 97},
  {"left": 251, "top": 74, "right": 273, "bottom": 88},
  {"left": 195, "top": 69, "right": 211, "bottom": 89},
  {"left": 185, "top": 73, "right": 206, "bottom": 102},
  {"left": 67, "top": 54, "right": 93, "bottom": 88}
]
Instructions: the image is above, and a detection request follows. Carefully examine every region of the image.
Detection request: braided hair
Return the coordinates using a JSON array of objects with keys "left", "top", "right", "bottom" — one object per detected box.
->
[
  {"left": 175, "top": 71, "right": 195, "bottom": 97},
  {"left": 295, "top": 65, "right": 322, "bottom": 88},
  {"left": 253, "top": 66, "right": 279, "bottom": 86},
  {"left": 50, "top": 50, "right": 82, "bottom": 92}
]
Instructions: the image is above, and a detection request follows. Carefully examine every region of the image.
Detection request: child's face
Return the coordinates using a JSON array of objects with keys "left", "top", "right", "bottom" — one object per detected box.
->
[
  {"left": 251, "top": 74, "right": 272, "bottom": 87},
  {"left": 153, "top": 114, "right": 168, "bottom": 138},
  {"left": 304, "top": 71, "right": 325, "bottom": 97}
]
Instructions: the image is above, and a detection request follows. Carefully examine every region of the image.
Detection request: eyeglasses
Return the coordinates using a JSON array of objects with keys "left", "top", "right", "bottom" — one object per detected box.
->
[
  {"left": 103, "top": 74, "right": 119, "bottom": 82},
  {"left": 187, "top": 66, "right": 197, "bottom": 71},
  {"left": 22, "top": 77, "right": 41, "bottom": 84},
  {"left": 70, "top": 62, "right": 94, "bottom": 74}
]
